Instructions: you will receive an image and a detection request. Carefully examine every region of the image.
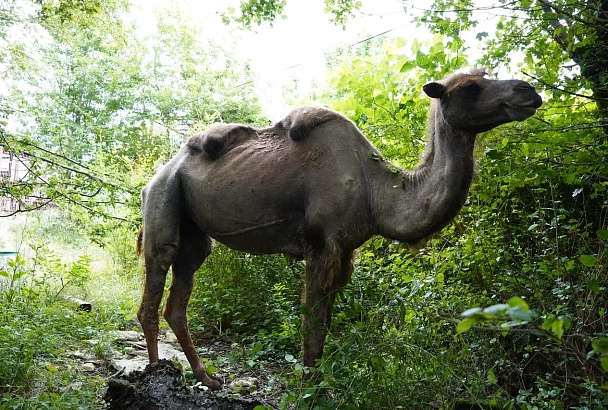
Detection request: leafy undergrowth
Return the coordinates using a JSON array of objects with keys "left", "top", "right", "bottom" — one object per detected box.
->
[
  {"left": 187, "top": 236, "right": 608, "bottom": 409},
  {"left": 1, "top": 207, "right": 607, "bottom": 409},
  {"left": 0, "top": 297, "right": 112, "bottom": 409},
  {"left": 0, "top": 213, "right": 140, "bottom": 409}
]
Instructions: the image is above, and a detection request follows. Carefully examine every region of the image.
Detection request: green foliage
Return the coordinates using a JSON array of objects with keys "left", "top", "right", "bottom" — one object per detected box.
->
[
  {"left": 325, "top": 35, "right": 468, "bottom": 168},
  {"left": 2, "top": 0, "right": 265, "bottom": 222},
  {"left": 189, "top": 244, "right": 303, "bottom": 353},
  {"left": 0, "top": 211, "right": 142, "bottom": 408},
  {"left": 1, "top": 1, "right": 607, "bottom": 408},
  {"left": 324, "top": 0, "right": 362, "bottom": 28},
  {"left": 221, "top": 0, "right": 287, "bottom": 28},
  {"left": 222, "top": 0, "right": 362, "bottom": 28},
  {"left": 34, "top": 0, "right": 106, "bottom": 24}
]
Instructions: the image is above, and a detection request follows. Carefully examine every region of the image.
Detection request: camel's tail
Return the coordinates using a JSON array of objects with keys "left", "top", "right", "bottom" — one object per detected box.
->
[{"left": 136, "top": 226, "right": 143, "bottom": 257}]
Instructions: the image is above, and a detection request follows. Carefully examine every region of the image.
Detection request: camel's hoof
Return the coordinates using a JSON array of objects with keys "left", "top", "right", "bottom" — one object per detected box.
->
[
  {"left": 210, "top": 373, "right": 224, "bottom": 383},
  {"left": 196, "top": 370, "right": 223, "bottom": 390},
  {"left": 204, "top": 377, "right": 222, "bottom": 391}
]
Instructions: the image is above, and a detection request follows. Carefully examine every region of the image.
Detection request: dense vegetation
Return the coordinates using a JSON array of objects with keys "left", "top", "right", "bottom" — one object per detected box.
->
[{"left": 1, "top": 0, "right": 606, "bottom": 409}]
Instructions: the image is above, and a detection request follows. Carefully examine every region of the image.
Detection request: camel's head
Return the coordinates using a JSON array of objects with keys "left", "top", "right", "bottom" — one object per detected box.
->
[{"left": 423, "top": 68, "right": 543, "bottom": 133}]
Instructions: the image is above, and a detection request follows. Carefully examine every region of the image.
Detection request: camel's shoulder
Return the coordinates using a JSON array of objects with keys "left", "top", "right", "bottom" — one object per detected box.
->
[
  {"left": 186, "top": 124, "right": 256, "bottom": 160},
  {"left": 279, "top": 106, "right": 348, "bottom": 142}
]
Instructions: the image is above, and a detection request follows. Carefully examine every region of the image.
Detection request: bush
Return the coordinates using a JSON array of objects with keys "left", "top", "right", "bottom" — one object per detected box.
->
[{"left": 189, "top": 244, "right": 303, "bottom": 353}]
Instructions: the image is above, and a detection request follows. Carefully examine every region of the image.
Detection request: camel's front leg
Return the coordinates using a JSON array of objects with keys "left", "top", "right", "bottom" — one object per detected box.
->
[
  {"left": 303, "top": 283, "right": 337, "bottom": 368},
  {"left": 303, "top": 246, "right": 354, "bottom": 368}
]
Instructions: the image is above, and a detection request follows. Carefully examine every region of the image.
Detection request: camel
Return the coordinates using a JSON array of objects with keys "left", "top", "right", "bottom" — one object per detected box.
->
[{"left": 136, "top": 68, "right": 542, "bottom": 389}]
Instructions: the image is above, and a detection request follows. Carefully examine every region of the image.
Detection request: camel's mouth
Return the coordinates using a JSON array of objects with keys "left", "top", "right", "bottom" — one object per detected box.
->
[{"left": 504, "top": 102, "right": 538, "bottom": 121}]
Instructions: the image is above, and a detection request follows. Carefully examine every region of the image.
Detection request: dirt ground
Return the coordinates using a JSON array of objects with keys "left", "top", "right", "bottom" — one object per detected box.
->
[
  {"left": 99, "top": 330, "right": 283, "bottom": 409},
  {"left": 104, "top": 359, "right": 272, "bottom": 410}
]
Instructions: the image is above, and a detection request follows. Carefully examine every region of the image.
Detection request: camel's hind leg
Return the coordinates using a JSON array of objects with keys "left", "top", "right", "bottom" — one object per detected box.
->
[
  {"left": 162, "top": 221, "right": 222, "bottom": 389},
  {"left": 137, "top": 219, "right": 179, "bottom": 367}
]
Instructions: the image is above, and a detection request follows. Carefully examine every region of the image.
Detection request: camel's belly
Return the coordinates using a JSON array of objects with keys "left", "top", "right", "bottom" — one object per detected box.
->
[
  {"left": 191, "top": 205, "right": 306, "bottom": 257},
  {"left": 207, "top": 217, "right": 306, "bottom": 257}
]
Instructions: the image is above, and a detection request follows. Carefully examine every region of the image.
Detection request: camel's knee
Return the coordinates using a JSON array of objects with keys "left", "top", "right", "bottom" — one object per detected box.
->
[{"left": 306, "top": 243, "right": 353, "bottom": 291}]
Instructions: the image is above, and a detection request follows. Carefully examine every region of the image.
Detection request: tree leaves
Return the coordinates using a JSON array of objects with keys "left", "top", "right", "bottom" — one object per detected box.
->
[
  {"left": 2, "top": 1, "right": 265, "bottom": 221},
  {"left": 220, "top": 0, "right": 287, "bottom": 29},
  {"left": 457, "top": 297, "right": 538, "bottom": 334},
  {"left": 579, "top": 255, "right": 596, "bottom": 267},
  {"left": 587, "top": 338, "right": 608, "bottom": 372}
]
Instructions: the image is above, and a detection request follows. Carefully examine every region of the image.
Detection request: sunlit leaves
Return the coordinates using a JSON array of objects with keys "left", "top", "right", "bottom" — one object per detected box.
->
[
  {"left": 487, "top": 369, "right": 498, "bottom": 385},
  {"left": 456, "top": 317, "right": 476, "bottom": 334},
  {"left": 3, "top": 2, "right": 264, "bottom": 221},
  {"left": 457, "top": 297, "right": 539, "bottom": 335},
  {"left": 220, "top": 0, "right": 287, "bottom": 28},
  {"left": 324, "top": 0, "right": 362, "bottom": 27},
  {"left": 326, "top": 34, "right": 470, "bottom": 167},
  {"left": 541, "top": 315, "right": 572, "bottom": 341}
]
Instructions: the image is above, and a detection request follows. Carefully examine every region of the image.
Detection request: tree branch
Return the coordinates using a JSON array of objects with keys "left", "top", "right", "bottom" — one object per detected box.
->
[
  {"left": 538, "top": 0, "right": 608, "bottom": 33},
  {"left": 522, "top": 72, "right": 608, "bottom": 101}
]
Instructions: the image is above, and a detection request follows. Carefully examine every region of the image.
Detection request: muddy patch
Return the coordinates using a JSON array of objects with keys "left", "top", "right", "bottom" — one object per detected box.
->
[{"left": 105, "top": 359, "right": 270, "bottom": 410}]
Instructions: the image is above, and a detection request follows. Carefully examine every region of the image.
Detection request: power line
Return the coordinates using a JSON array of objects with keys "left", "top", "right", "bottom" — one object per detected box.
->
[{"left": 228, "top": 24, "right": 406, "bottom": 91}]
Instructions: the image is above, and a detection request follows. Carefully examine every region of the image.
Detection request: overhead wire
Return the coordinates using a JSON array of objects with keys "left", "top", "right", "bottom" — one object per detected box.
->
[{"left": 227, "top": 24, "right": 408, "bottom": 92}]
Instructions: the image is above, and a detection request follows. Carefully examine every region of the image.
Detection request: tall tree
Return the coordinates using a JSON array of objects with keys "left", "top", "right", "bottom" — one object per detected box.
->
[{"left": 1, "top": 1, "right": 264, "bottom": 219}]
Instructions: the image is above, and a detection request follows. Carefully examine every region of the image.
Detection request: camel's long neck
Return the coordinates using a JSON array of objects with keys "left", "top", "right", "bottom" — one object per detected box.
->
[{"left": 372, "top": 105, "right": 476, "bottom": 243}]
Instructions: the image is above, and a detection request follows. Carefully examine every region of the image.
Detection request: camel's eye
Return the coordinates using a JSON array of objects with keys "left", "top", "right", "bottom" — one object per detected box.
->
[{"left": 463, "top": 82, "right": 482, "bottom": 96}]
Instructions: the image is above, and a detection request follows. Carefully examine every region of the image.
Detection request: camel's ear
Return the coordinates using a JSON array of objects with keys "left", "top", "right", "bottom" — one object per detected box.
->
[{"left": 423, "top": 82, "right": 445, "bottom": 99}]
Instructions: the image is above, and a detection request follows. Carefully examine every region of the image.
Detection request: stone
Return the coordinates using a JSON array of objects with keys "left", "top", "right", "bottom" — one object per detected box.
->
[
  {"left": 231, "top": 376, "right": 258, "bottom": 393},
  {"left": 164, "top": 329, "right": 178, "bottom": 344},
  {"left": 80, "top": 362, "right": 96, "bottom": 372},
  {"left": 111, "top": 330, "right": 142, "bottom": 342}
]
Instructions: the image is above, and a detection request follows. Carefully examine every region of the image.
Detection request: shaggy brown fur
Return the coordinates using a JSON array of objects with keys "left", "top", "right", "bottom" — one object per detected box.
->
[{"left": 136, "top": 227, "right": 143, "bottom": 257}]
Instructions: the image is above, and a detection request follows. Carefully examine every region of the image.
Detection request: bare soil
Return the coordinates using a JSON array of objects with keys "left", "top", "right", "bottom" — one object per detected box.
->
[{"left": 104, "top": 359, "right": 270, "bottom": 410}]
